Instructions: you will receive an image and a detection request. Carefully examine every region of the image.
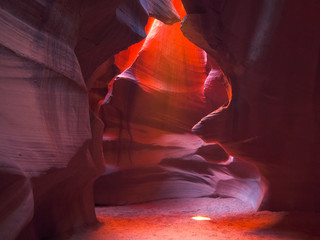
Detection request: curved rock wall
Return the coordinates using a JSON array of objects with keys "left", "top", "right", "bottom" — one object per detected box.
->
[
  {"left": 1, "top": 0, "right": 319, "bottom": 238},
  {"left": 0, "top": 1, "right": 93, "bottom": 238},
  {"left": 0, "top": 0, "right": 180, "bottom": 239},
  {"left": 182, "top": 0, "right": 320, "bottom": 211},
  {"left": 96, "top": 0, "right": 265, "bottom": 213}
]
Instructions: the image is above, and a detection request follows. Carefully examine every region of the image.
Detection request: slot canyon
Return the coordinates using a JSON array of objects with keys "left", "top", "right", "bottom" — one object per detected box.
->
[{"left": 0, "top": 0, "right": 320, "bottom": 239}]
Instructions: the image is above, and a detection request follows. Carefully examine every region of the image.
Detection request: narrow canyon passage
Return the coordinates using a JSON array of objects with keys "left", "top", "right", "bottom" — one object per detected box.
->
[
  {"left": 94, "top": 0, "right": 264, "bottom": 211},
  {"left": 1, "top": 0, "right": 320, "bottom": 239},
  {"left": 85, "top": 2, "right": 268, "bottom": 238},
  {"left": 83, "top": 1, "right": 319, "bottom": 239}
]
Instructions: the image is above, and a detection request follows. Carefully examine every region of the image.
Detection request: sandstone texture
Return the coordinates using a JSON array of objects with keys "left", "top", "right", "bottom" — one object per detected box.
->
[
  {"left": 1, "top": 0, "right": 320, "bottom": 239},
  {"left": 182, "top": 0, "right": 320, "bottom": 210},
  {"left": 0, "top": 0, "right": 180, "bottom": 239}
]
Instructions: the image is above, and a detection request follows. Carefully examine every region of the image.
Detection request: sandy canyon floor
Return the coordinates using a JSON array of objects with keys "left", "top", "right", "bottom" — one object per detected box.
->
[{"left": 65, "top": 198, "right": 320, "bottom": 240}]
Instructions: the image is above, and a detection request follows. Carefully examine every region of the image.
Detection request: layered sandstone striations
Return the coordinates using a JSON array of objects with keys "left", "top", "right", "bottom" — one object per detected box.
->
[
  {"left": 0, "top": 0, "right": 180, "bottom": 239},
  {"left": 1, "top": 0, "right": 319, "bottom": 239}
]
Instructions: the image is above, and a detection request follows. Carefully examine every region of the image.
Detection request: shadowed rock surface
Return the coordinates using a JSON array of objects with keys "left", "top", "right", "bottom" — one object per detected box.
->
[
  {"left": 182, "top": 0, "right": 320, "bottom": 211},
  {"left": 1, "top": 0, "right": 320, "bottom": 239},
  {"left": 0, "top": 0, "right": 180, "bottom": 239}
]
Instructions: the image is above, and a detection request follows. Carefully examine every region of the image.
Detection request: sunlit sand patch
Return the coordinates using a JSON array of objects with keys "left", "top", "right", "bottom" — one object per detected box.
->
[{"left": 192, "top": 216, "right": 212, "bottom": 221}]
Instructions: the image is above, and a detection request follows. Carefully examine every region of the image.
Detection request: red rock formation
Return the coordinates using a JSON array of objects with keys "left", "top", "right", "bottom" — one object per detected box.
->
[
  {"left": 101, "top": 1, "right": 226, "bottom": 134},
  {"left": 0, "top": 1, "right": 94, "bottom": 238},
  {"left": 0, "top": 0, "right": 180, "bottom": 239},
  {"left": 1, "top": 0, "right": 319, "bottom": 238},
  {"left": 96, "top": 0, "right": 265, "bottom": 212},
  {"left": 182, "top": 0, "right": 320, "bottom": 211}
]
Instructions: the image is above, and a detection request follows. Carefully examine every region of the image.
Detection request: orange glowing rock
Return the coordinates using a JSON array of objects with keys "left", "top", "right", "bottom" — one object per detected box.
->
[
  {"left": 98, "top": 0, "right": 264, "bottom": 211},
  {"left": 105, "top": 1, "right": 217, "bottom": 132},
  {"left": 115, "top": 18, "right": 155, "bottom": 73},
  {"left": 118, "top": 3, "right": 207, "bottom": 93}
]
